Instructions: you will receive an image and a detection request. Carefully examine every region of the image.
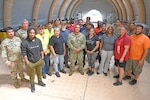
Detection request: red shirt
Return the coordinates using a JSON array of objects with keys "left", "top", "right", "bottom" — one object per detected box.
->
[
  {"left": 69, "top": 23, "right": 76, "bottom": 33},
  {"left": 94, "top": 27, "right": 102, "bottom": 35},
  {"left": 114, "top": 34, "right": 130, "bottom": 61}
]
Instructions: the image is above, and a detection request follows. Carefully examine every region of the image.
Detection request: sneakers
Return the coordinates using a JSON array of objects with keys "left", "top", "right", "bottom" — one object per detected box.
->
[
  {"left": 55, "top": 72, "right": 60, "bottom": 77},
  {"left": 60, "top": 69, "right": 66, "bottom": 73},
  {"left": 86, "top": 70, "right": 91, "bottom": 74},
  {"left": 42, "top": 74, "right": 46, "bottom": 79},
  {"left": 113, "top": 75, "right": 119, "bottom": 78},
  {"left": 123, "top": 75, "right": 131, "bottom": 80},
  {"left": 38, "top": 80, "right": 46, "bottom": 87},
  {"left": 31, "top": 83, "right": 35, "bottom": 93},
  {"left": 97, "top": 71, "right": 101, "bottom": 75},
  {"left": 88, "top": 71, "right": 94, "bottom": 76},
  {"left": 79, "top": 70, "right": 84, "bottom": 75},
  {"left": 13, "top": 82, "right": 20, "bottom": 88},
  {"left": 21, "top": 78, "right": 29, "bottom": 82},
  {"left": 129, "top": 79, "right": 137, "bottom": 85},
  {"left": 113, "top": 81, "right": 122, "bottom": 86},
  {"left": 46, "top": 72, "right": 52, "bottom": 76}
]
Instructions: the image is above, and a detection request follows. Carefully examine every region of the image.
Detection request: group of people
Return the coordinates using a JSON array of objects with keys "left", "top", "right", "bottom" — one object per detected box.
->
[{"left": 1, "top": 17, "right": 150, "bottom": 93}]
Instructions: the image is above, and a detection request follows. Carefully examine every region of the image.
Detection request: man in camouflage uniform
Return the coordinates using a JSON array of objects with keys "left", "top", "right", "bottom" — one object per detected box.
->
[
  {"left": 1, "top": 27, "right": 28, "bottom": 88},
  {"left": 67, "top": 24, "right": 86, "bottom": 76},
  {"left": 15, "top": 19, "right": 28, "bottom": 41},
  {"left": 15, "top": 19, "right": 29, "bottom": 75}
]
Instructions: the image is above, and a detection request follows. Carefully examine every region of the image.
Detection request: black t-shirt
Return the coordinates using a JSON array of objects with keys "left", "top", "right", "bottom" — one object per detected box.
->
[
  {"left": 50, "top": 35, "right": 65, "bottom": 55},
  {"left": 86, "top": 35, "right": 99, "bottom": 51}
]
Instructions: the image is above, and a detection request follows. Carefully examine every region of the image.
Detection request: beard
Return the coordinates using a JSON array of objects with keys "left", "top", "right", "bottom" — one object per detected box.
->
[{"left": 135, "top": 31, "right": 142, "bottom": 35}]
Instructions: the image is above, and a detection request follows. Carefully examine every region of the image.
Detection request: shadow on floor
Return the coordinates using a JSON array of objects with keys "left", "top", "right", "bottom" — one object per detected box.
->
[
  {"left": 0, "top": 74, "right": 30, "bottom": 88},
  {"left": 0, "top": 74, "right": 11, "bottom": 85}
]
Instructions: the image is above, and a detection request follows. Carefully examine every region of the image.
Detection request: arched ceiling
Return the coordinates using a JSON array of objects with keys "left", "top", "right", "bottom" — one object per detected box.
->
[{"left": 1, "top": 0, "right": 150, "bottom": 28}]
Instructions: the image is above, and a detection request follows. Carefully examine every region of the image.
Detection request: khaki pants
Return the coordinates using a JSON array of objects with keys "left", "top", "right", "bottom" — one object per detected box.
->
[
  {"left": 27, "top": 59, "right": 44, "bottom": 84},
  {"left": 9, "top": 59, "right": 24, "bottom": 83}
]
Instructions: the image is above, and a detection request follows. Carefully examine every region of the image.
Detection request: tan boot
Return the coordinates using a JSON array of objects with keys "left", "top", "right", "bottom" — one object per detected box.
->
[
  {"left": 79, "top": 70, "right": 84, "bottom": 75},
  {"left": 13, "top": 82, "right": 20, "bottom": 88},
  {"left": 69, "top": 71, "right": 74, "bottom": 76},
  {"left": 21, "top": 78, "right": 29, "bottom": 82}
]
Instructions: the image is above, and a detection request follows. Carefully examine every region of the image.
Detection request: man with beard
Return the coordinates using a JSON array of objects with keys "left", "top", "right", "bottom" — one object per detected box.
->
[{"left": 123, "top": 25, "right": 150, "bottom": 85}]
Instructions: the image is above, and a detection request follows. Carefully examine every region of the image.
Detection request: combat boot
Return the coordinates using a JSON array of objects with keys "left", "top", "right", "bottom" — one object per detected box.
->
[
  {"left": 79, "top": 70, "right": 84, "bottom": 75},
  {"left": 69, "top": 71, "right": 74, "bottom": 76},
  {"left": 38, "top": 80, "right": 46, "bottom": 87},
  {"left": 13, "top": 82, "right": 20, "bottom": 88},
  {"left": 21, "top": 78, "right": 29, "bottom": 82},
  {"left": 31, "top": 83, "right": 35, "bottom": 93}
]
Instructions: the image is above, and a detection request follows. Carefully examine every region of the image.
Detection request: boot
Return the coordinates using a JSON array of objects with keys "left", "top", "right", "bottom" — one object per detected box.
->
[
  {"left": 31, "top": 83, "right": 35, "bottom": 93},
  {"left": 79, "top": 70, "right": 84, "bottom": 75},
  {"left": 69, "top": 71, "right": 74, "bottom": 76},
  {"left": 13, "top": 82, "right": 20, "bottom": 88},
  {"left": 38, "top": 80, "right": 46, "bottom": 87},
  {"left": 21, "top": 78, "right": 29, "bottom": 82}
]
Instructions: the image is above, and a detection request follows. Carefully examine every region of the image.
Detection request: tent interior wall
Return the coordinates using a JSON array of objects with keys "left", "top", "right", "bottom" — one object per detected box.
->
[{"left": 0, "top": 0, "right": 150, "bottom": 33}]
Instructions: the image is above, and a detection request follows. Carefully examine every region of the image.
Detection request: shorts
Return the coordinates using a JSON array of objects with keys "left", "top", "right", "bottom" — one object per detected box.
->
[
  {"left": 125, "top": 58, "right": 144, "bottom": 74},
  {"left": 115, "top": 59, "right": 126, "bottom": 68}
]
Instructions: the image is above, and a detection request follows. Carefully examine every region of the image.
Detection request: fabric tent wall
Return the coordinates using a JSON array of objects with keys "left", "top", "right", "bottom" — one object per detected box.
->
[
  {"left": 52, "top": 0, "right": 63, "bottom": 20},
  {"left": 38, "top": 0, "right": 52, "bottom": 25},
  {"left": 0, "top": 0, "right": 3, "bottom": 28},
  {"left": 12, "top": 0, "right": 34, "bottom": 29}
]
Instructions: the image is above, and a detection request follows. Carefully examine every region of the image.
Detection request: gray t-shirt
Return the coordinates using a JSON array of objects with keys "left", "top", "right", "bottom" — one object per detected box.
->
[{"left": 101, "top": 34, "right": 116, "bottom": 51}]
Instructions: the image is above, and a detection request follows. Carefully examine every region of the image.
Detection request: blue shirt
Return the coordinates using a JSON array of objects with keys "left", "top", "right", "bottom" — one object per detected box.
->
[{"left": 60, "top": 29, "right": 70, "bottom": 45}]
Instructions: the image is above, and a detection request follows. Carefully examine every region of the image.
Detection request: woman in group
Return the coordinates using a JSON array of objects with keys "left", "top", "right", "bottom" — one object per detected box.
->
[
  {"left": 113, "top": 26, "right": 130, "bottom": 86},
  {"left": 97, "top": 26, "right": 116, "bottom": 76},
  {"left": 21, "top": 28, "right": 46, "bottom": 92},
  {"left": 86, "top": 28, "right": 99, "bottom": 76}
]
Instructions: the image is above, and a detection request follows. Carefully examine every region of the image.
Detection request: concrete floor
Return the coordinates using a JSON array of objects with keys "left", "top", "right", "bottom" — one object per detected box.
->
[{"left": 0, "top": 56, "right": 150, "bottom": 100}]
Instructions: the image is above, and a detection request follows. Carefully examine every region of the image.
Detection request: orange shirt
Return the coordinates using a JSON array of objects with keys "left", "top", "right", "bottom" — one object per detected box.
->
[
  {"left": 129, "top": 34, "right": 150, "bottom": 60},
  {"left": 94, "top": 27, "right": 102, "bottom": 35}
]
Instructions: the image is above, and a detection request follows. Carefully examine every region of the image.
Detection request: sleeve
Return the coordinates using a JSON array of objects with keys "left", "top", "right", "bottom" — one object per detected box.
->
[
  {"left": 38, "top": 39, "right": 43, "bottom": 52},
  {"left": 95, "top": 35, "right": 99, "bottom": 41},
  {"left": 67, "top": 34, "right": 75, "bottom": 50},
  {"left": 124, "top": 36, "right": 131, "bottom": 46},
  {"left": 101, "top": 34, "right": 105, "bottom": 42},
  {"left": 143, "top": 36, "right": 150, "bottom": 49},
  {"left": 1, "top": 40, "right": 8, "bottom": 62},
  {"left": 21, "top": 40, "right": 27, "bottom": 57},
  {"left": 50, "top": 37, "right": 54, "bottom": 46}
]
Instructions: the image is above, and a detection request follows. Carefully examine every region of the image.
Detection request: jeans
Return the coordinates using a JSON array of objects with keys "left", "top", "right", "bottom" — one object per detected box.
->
[
  {"left": 98, "top": 50, "right": 113, "bottom": 73},
  {"left": 42, "top": 53, "right": 50, "bottom": 74},
  {"left": 53, "top": 54, "right": 64, "bottom": 72}
]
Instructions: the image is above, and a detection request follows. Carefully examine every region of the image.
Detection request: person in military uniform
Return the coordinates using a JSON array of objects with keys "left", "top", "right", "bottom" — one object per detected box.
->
[
  {"left": 1, "top": 27, "right": 28, "bottom": 88},
  {"left": 15, "top": 19, "right": 29, "bottom": 75},
  {"left": 15, "top": 19, "right": 29, "bottom": 41},
  {"left": 67, "top": 24, "right": 86, "bottom": 76}
]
